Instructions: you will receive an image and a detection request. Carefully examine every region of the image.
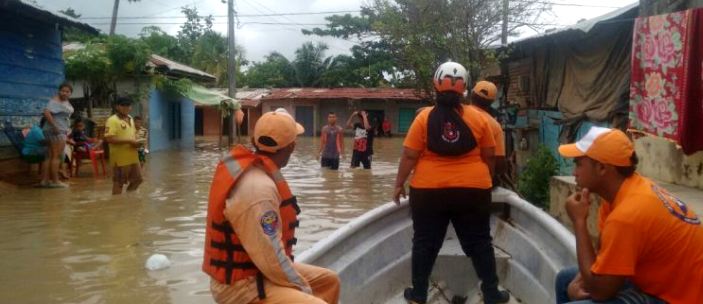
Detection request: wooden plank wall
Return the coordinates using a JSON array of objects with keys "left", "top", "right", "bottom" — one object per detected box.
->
[{"left": 0, "top": 11, "right": 64, "bottom": 160}]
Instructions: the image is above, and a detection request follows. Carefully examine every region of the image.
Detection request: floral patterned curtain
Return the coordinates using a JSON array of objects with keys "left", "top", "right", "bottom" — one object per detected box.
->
[{"left": 629, "top": 9, "right": 703, "bottom": 155}]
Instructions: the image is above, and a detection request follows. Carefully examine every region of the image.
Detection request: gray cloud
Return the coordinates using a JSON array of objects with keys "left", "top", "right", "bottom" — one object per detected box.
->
[{"left": 38, "top": 0, "right": 636, "bottom": 63}]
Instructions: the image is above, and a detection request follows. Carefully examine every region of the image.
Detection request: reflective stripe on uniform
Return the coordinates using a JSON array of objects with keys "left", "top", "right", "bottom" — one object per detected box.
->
[
  {"left": 223, "top": 155, "right": 243, "bottom": 178},
  {"left": 267, "top": 229, "right": 310, "bottom": 293}
]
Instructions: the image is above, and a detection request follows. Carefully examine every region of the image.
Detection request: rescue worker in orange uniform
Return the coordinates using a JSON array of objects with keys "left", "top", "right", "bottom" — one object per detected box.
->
[
  {"left": 203, "top": 108, "right": 340, "bottom": 304},
  {"left": 555, "top": 126, "right": 703, "bottom": 304},
  {"left": 394, "top": 62, "right": 510, "bottom": 304},
  {"left": 468, "top": 81, "right": 506, "bottom": 181}
]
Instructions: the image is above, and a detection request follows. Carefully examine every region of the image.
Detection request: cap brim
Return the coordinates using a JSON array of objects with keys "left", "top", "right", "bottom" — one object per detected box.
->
[
  {"left": 295, "top": 123, "right": 305, "bottom": 135},
  {"left": 558, "top": 144, "right": 586, "bottom": 158}
]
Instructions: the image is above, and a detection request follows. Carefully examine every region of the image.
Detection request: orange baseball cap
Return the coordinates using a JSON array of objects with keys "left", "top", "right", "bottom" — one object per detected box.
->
[
  {"left": 472, "top": 81, "right": 497, "bottom": 100},
  {"left": 254, "top": 108, "right": 305, "bottom": 153},
  {"left": 558, "top": 126, "right": 634, "bottom": 167}
]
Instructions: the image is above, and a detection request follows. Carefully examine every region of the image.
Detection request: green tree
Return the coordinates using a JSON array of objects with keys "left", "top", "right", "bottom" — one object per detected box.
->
[
  {"left": 192, "top": 31, "right": 248, "bottom": 87},
  {"left": 304, "top": 11, "right": 399, "bottom": 88},
  {"left": 139, "top": 26, "right": 185, "bottom": 62},
  {"left": 292, "top": 42, "right": 333, "bottom": 87},
  {"left": 306, "top": 0, "right": 551, "bottom": 93},
  {"left": 177, "top": 6, "right": 215, "bottom": 61},
  {"left": 242, "top": 52, "right": 296, "bottom": 88},
  {"left": 64, "top": 35, "right": 151, "bottom": 110}
]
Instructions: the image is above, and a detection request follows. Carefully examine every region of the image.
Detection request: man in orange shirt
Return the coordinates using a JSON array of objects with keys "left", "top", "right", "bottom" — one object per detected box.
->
[
  {"left": 469, "top": 81, "right": 506, "bottom": 180},
  {"left": 555, "top": 126, "right": 703, "bottom": 304}
]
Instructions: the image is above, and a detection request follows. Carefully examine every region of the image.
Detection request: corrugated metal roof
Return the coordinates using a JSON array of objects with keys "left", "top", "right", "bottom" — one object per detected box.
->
[
  {"left": 511, "top": 2, "right": 638, "bottom": 45},
  {"left": 262, "top": 87, "right": 426, "bottom": 101},
  {"left": 213, "top": 88, "right": 270, "bottom": 107},
  {"left": 147, "top": 54, "right": 216, "bottom": 81},
  {"left": 5, "top": 0, "right": 99, "bottom": 34}
]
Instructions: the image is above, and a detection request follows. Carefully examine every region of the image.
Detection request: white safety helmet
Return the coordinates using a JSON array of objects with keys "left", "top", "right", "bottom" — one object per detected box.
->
[{"left": 433, "top": 61, "right": 468, "bottom": 94}]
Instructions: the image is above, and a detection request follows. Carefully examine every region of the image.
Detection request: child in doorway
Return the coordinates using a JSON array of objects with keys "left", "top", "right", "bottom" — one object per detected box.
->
[{"left": 134, "top": 116, "right": 149, "bottom": 168}]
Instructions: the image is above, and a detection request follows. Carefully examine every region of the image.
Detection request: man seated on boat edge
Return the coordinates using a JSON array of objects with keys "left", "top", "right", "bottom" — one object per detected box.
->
[
  {"left": 203, "top": 108, "right": 340, "bottom": 304},
  {"left": 556, "top": 126, "right": 703, "bottom": 304}
]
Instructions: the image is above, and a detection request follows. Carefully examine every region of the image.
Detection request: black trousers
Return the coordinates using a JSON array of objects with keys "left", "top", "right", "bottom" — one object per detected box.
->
[
  {"left": 408, "top": 187, "right": 500, "bottom": 302},
  {"left": 321, "top": 157, "right": 340, "bottom": 170},
  {"left": 351, "top": 150, "right": 371, "bottom": 169}
]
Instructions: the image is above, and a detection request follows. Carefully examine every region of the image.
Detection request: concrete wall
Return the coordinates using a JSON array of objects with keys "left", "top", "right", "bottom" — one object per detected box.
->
[
  {"left": 201, "top": 106, "right": 221, "bottom": 136},
  {"left": 634, "top": 135, "right": 703, "bottom": 190},
  {"left": 0, "top": 11, "right": 64, "bottom": 165},
  {"left": 260, "top": 99, "right": 427, "bottom": 136},
  {"left": 148, "top": 89, "right": 195, "bottom": 153},
  {"left": 549, "top": 176, "right": 602, "bottom": 240},
  {"left": 261, "top": 100, "right": 321, "bottom": 136}
]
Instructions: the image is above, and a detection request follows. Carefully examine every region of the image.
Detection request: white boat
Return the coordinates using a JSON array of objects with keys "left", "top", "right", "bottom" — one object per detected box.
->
[{"left": 298, "top": 188, "right": 576, "bottom": 304}]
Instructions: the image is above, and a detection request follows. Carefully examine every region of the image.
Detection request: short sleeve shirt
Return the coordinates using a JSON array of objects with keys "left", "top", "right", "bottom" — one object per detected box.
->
[
  {"left": 470, "top": 105, "right": 505, "bottom": 157},
  {"left": 592, "top": 174, "right": 703, "bottom": 303},
  {"left": 403, "top": 105, "right": 496, "bottom": 189},
  {"left": 105, "top": 115, "right": 139, "bottom": 167},
  {"left": 44, "top": 99, "right": 74, "bottom": 134}
]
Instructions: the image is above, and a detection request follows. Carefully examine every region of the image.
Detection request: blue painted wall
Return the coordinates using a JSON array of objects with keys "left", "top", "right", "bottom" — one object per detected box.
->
[
  {"left": 0, "top": 10, "right": 65, "bottom": 159},
  {"left": 148, "top": 89, "right": 195, "bottom": 153},
  {"left": 536, "top": 110, "right": 609, "bottom": 175}
]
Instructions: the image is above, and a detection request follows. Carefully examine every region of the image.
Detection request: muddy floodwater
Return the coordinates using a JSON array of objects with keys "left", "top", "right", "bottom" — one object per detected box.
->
[{"left": 0, "top": 136, "right": 404, "bottom": 304}]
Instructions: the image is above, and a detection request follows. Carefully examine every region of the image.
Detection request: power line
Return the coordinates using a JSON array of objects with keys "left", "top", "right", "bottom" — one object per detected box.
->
[
  {"left": 79, "top": 10, "right": 360, "bottom": 20},
  {"left": 238, "top": 0, "right": 299, "bottom": 32},
  {"left": 512, "top": 0, "right": 624, "bottom": 8},
  {"left": 87, "top": 21, "right": 328, "bottom": 26}
]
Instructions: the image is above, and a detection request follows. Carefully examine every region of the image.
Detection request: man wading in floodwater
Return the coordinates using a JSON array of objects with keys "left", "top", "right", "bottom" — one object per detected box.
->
[{"left": 203, "top": 108, "right": 340, "bottom": 304}]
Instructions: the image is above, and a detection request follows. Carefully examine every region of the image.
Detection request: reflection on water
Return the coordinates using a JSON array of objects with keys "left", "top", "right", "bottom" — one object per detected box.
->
[{"left": 0, "top": 136, "right": 404, "bottom": 303}]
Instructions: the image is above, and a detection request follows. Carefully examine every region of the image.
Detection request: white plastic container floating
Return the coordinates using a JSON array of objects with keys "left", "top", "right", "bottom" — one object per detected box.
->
[
  {"left": 145, "top": 253, "right": 171, "bottom": 271},
  {"left": 298, "top": 188, "right": 576, "bottom": 304}
]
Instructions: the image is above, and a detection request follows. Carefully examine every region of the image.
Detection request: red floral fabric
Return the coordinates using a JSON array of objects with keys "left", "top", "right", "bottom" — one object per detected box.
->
[{"left": 630, "top": 9, "right": 703, "bottom": 155}]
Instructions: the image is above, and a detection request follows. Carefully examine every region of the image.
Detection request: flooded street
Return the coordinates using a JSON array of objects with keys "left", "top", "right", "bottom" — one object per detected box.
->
[{"left": 0, "top": 136, "right": 404, "bottom": 304}]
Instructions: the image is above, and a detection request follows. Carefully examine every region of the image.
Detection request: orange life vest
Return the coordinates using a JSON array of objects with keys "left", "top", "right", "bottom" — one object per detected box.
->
[{"left": 202, "top": 145, "right": 300, "bottom": 285}]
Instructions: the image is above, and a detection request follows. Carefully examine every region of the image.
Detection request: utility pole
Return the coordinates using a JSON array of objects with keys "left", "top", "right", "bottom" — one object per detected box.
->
[
  {"left": 501, "top": 0, "right": 509, "bottom": 45},
  {"left": 109, "top": 0, "right": 120, "bottom": 35},
  {"left": 227, "top": 0, "right": 238, "bottom": 145}
]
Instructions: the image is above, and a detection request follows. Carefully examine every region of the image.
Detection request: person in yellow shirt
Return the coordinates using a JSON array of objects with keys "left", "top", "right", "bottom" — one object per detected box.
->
[{"left": 104, "top": 97, "right": 142, "bottom": 195}]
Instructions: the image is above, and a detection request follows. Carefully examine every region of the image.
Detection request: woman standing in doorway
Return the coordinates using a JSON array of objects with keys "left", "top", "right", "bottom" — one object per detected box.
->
[{"left": 39, "top": 83, "right": 74, "bottom": 188}]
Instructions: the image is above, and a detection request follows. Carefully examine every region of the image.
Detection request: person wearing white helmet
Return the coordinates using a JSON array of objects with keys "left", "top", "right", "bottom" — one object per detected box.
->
[{"left": 393, "top": 62, "right": 510, "bottom": 304}]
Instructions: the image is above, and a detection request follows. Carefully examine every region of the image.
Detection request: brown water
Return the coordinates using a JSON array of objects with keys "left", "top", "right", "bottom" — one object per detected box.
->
[{"left": 0, "top": 136, "right": 403, "bottom": 304}]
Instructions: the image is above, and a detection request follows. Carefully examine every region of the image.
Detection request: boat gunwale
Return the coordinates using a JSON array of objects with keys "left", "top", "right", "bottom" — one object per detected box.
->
[{"left": 298, "top": 187, "right": 576, "bottom": 264}]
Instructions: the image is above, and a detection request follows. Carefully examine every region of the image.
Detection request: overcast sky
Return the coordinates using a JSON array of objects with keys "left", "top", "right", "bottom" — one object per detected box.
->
[{"left": 36, "top": 0, "right": 637, "bottom": 62}]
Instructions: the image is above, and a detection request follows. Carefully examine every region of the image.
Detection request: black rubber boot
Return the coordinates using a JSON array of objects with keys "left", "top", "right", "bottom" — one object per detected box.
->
[
  {"left": 404, "top": 287, "right": 426, "bottom": 304},
  {"left": 482, "top": 289, "right": 510, "bottom": 304}
]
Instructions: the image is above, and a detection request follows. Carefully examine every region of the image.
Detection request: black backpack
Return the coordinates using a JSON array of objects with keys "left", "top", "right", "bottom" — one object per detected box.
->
[{"left": 426, "top": 105, "right": 477, "bottom": 156}]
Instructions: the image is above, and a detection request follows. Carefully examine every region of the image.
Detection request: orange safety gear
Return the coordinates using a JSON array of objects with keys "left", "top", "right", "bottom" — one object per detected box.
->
[{"left": 203, "top": 145, "right": 300, "bottom": 293}]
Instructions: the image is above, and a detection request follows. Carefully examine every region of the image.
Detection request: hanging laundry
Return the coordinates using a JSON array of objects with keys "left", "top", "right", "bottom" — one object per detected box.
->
[{"left": 629, "top": 9, "right": 703, "bottom": 155}]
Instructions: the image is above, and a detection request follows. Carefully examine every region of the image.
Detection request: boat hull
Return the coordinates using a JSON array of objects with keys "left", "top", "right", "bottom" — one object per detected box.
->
[{"left": 298, "top": 188, "right": 576, "bottom": 304}]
